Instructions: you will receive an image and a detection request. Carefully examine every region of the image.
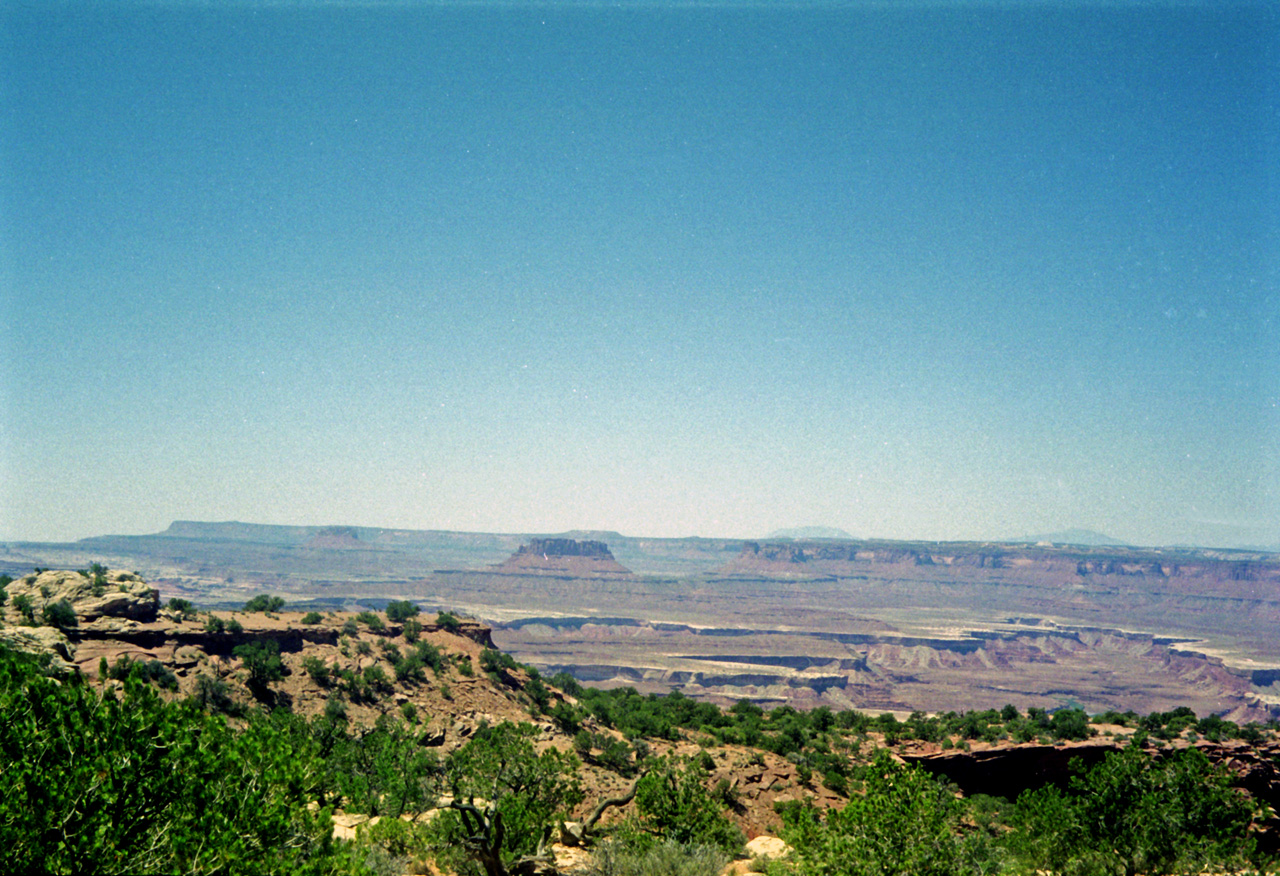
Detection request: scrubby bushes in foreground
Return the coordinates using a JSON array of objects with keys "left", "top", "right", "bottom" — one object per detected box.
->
[
  {"left": 2, "top": 636, "right": 1275, "bottom": 876},
  {"left": 777, "top": 745, "right": 1267, "bottom": 876},
  {"left": 0, "top": 646, "right": 352, "bottom": 874}
]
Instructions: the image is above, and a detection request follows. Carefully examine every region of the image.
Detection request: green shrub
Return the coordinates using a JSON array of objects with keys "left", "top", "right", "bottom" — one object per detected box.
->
[
  {"left": 780, "top": 750, "right": 965, "bottom": 876},
  {"left": 41, "top": 599, "right": 77, "bottom": 629},
  {"left": 590, "top": 837, "right": 731, "bottom": 876},
  {"left": 629, "top": 756, "right": 743, "bottom": 854},
  {"left": 166, "top": 599, "right": 195, "bottom": 619},
  {"left": 549, "top": 700, "right": 583, "bottom": 735},
  {"left": 435, "top": 611, "right": 461, "bottom": 633},
  {"left": 12, "top": 594, "right": 35, "bottom": 625},
  {"left": 0, "top": 645, "right": 343, "bottom": 873},
  {"left": 203, "top": 615, "right": 226, "bottom": 634},
  {"left": 323, "top": 694, "right": 347, "bottom": 724},
  {"left": 300, "top": 611, "right": 323, "bottom": 625},
  {"left": 480, "top": 648, "right": 519, "bottom": 679},
  {"left": 402, "top": 618, "right": 422, "bottom": 643},
  {"left": 135, "top": 660, "right": 178, "bottom": 691},
  {"left": 103, "top": 655, "right": 177, "bottom": 690},
  {"left": 301, "top": 656, "right": 330, "bottom": 686},
  {"left": 525, "top": 675, "right": 551, "bottom": 714},
  {"left": 355, "top": 610, "right": 385, "bottom": 632},
  {"left": 193, "top": 673, "right": 239, "bottom": 715},
  {"left": 1049, "top": 707, "right": 1092, "bottom": 741},
  {"left": 423, "top": 722, "right": 583, "bottom": 872},
  {"left": 394, "top": 654, "right": 427, "bottom": 684},
  {"left": 1008, "top": 743, "right": 1263, "bottom": 875},
  {"left": 87, "top": 562, "right": 108, "bottom": 596},
  {"left": 822, "top": 770, "right": 849, "bottom": 796},
  {"left": 362, "top": 664, "right": 392, "bottom": 695},
  {"left": 232, "top": 639, "right": 285, "bottom": 690},
  {"left": 243, "top": 594, "right": 285, "bottom": 613},
  {"left": 385, "top": 600, "right": 419, "bottom": 623},
  {"left": 550, "top": 670, "right": 583, "bottom": 696}
]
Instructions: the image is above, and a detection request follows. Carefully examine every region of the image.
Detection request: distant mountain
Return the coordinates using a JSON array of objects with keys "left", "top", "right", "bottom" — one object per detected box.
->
[
  {"left": 1006, "top": 528, "right": 1128, "bottom": 547},
  {"left": 765, "top": 526, "right": 856, "bottom": 540}
]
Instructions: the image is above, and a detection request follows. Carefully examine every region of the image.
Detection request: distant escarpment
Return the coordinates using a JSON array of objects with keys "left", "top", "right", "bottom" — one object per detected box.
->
[
  {"left": 492, "top": 538, "right": 634, "bottom": 578},
  {"left": 719, "top": 539, "right": 1280, "bottom": 586},
  {"left": 716, "top": 540, "right": 1280, "bottom": 617}
]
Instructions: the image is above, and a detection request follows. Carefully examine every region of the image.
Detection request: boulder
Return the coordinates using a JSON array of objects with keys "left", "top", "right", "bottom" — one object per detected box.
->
[
  {"left": 0, "top": 625, "right": 76, "bottom": 672},
  {"left": 745, "top": 836, "right": 792, "bottom": 859}
]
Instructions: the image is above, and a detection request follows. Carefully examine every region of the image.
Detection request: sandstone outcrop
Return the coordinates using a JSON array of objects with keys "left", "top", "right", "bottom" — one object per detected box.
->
[
  {"left": 5, "top": 568, "right": 158, "bottom": 622},
  {"left": 1, "top": 569, "right": 160, "bottom": 667},
  {"left": 0, "top": 625, "right": 76, "bottom": 672}
]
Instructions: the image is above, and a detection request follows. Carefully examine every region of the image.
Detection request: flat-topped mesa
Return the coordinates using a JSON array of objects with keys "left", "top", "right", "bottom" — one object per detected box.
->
[
  {"left": 495, "top": 538, "right": 634, "bottom": 577},
  {"left": 715, "top": 541, "right": 824, "bottom": 577},
  {"left": 305, "top": 526, "right": 364, "bottom": 549},
  {"left": 516, "top": 538, "right": 613, "bottom": 559}
]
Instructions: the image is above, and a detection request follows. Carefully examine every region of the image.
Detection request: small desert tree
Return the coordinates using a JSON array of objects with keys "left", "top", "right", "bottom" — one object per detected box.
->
[
  {"left": 426, "top": 722, "right": 584, "bottom": 876},
  {"left": 385, "top": 600, "right": 420, "bottom": 623},
  {"left": 780, "top": 749, "right": 966, "bottom": 876},
  {"left": 12, "top": 594, "right": 35, "bottom": 625},
  {"left": 628, "top": 756, "right": 743, "bottom": 853},
  {"left": 41, "top": 599, "right": 78, "bottom": 629},
  {"left": 166, "top": 598, "right": 196, "bottom": 621},
  {"left": 232, "top": 639, "right": 285, "bottom": 693},
  {"left": 243, "top": 594, "right": 285, "bottom": 613}
]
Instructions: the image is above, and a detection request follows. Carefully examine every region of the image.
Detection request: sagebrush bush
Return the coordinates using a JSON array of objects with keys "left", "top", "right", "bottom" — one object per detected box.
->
[{"left": 589, "top": 838, "right": 731, "bottom": 876}]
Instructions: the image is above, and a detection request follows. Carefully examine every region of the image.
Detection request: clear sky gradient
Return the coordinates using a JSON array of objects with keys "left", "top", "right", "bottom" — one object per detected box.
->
[{"left": 3, "top": 1, "right": 1277, "bottom": 548}]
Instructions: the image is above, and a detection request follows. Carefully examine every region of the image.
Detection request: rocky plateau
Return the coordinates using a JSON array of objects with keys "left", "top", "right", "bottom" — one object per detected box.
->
[{"left": 5, "top": 524, "right": 1279, "bottom": 722}]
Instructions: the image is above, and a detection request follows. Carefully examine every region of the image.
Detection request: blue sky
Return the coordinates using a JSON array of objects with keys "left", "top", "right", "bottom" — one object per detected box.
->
[{"left": 2, "top": 1, "right": 1277, "bottom": 548}]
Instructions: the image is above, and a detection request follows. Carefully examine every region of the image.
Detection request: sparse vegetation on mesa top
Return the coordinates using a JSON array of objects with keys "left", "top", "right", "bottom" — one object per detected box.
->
[{"left": 81, "top": 562, "right": 108, "bottom": 596}]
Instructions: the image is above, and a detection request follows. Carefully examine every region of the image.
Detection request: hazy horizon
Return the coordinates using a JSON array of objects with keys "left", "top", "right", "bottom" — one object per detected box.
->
[
  {"left": 3, "top": 2, "right": 1277, "bottom": 549},
  {"left": 7, "top": 516, "right": 1268, "bottom": 554}
]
